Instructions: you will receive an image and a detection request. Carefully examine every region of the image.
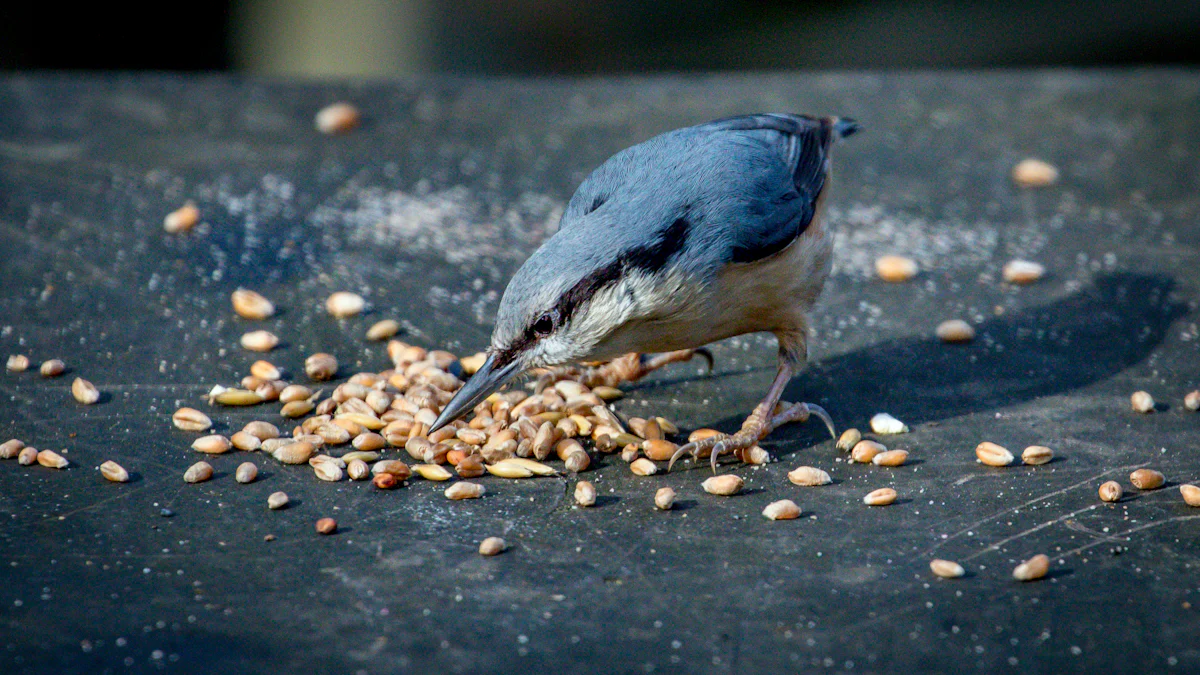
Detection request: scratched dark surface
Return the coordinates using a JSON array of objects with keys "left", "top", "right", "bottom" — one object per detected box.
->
[{"left": 0, "top": 72, "right": 1198, "bottom": 674}]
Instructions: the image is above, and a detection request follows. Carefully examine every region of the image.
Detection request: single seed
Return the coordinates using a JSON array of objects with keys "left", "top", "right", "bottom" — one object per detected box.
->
[
  {"left": 744, "top": 446, "right": 771, "bottom": 465},
  {"left": 267, "top": 491, "right": 289, "bottom": 509},
  {"left": 574, "top": 481, "right": 597, "bottom": 507},
  {"left": 36, "top": 449, "right": 68, "bottom": 469},
  {"left": 346, "top": 459, "right": 370, "bottom": 481},
  {"left": 235, "top": 462, "right": 258, "bottom": 483},
  {"left": 278, "top": 385, "right": 313, "bottom": 404},
  {"left": 342, "top": 450, "right": 380, "bottom": 464},
  {"left": 459, "top": 352, "right": 487, "bottom": 375},
  {"left": 352, "top": 432, "right": 386, "bottom": 451},
  {"left": 230, "top": 431, "right": 262, "bottom": 451},
  {"left": 654, "top": 487, "right": 677, "bottom": 510},
  {"left": 240, "top": 330, "right": 279, "bottom": 352},
  {"left": 250, "top": 360, "right": 281, "bottom": 380},
  {"left": 1021, "top": 445, "right": 1053, "bottom": 465},
  {"left": 1012, "top": 554, "right": 1050, "bottom": 581},
  {"left": 231, "top": 289, "right": 275, "bottom": 320},
  {"left": 18, "top": 446, "right": 38, "bottom": 465},
  {"left": 875, "top": 255, "right": 919, "bottom": 282},
  {"left": 373, "top": 473, "right": 399, "bottom": 489},
  {"left": 363, "top": 319, "right": 399, "bottom": 342},
  {"left": 788, "top": 466, "right": 832, "bottom": 486},
  {"left": 687, "top": 428, "right": 722, "bottom": 443},
  {"left": 413, "top": 463, "right": 453, "bottom": 481},
  {"left": 456, "top": 454, "right": 485, "bottom": 478},
  {"left": 445, "top": 481, "right": 485, "bottom": 500},
  {"left": 372, "top": 460, "right": 412, "bottom": 480},
  {"left": 762, "top": 499, "right": 801, "bottom": 521},
  {"left": 1180, "top": 484, "right": 1200, "bottom": 507},
  {"left": 485, "top": 461, "right": 534, "bottom": 479},
  {"left": 1002, "top": 259, "right": 1046, "bottom": 284},
  {"left": 280, "top": 400, "right": 315, "bottom": 418},
  {"left": 642, "top": 439, "right": 678, "bottom": 462},
  {"left": 863, "top": 487, "right": 897, "bottom": 506},
  {"left": 1011, "top": 158, "right": 1058, "bottom": 187},
  {"left": 315, "top": 102, "right": 360, "bottom": 134},
  {"left": 851, "top": 440, "right": 886, "bottom": 463},
  {"left": 1130, "top": 468, "right": 1165, "bottom": 490},
  {"left": 872, "top": 449, "right": 909, "bottom": 467},
  {"left": 273, "top": 441, "right": 315, "bottom": 465},
  {"left": 702, "top": 474, "right": 744, "bottom": 496},
  {"left": 1130, "top": 391, "right": 1155, "bottom": 413},
  {"left": 1098, "top": 481, "right": 1123, "bottom": 502},
  {"left": 870, "top": 413, "right": 908, "bottom": 435},
  {"left": 1184, "top": 390, "right": 1200, "bottom": 411},
  {"left": 315, "top": 517, "right": 338, "bottom": 535},
  {"left": 976, "top": 442, "right": 1014, "bottom": 467},
  {"left": 191, "top": 435, "right": 232, "bottom": 455},
  {"left": 305, "top": 353, "right": 338, "bottom": 381},
  {"left": 184, "top": 461, "right": 213, "bottom": 483},
  {"left": 936, "top": 319, "right": 975, "bottom": 343},
  {"left": 6, "top": 354, "right": 30, "bottom": 372},
  {"left": 313, "top": 462, "right": 343, "bottom": 482},
  {"left": 40, "top": 359, "right": 65, "bottom": 377},
  {"left": 563, "top": 449, "right": 590, "bottom": 473},
  {"left": 173, "top": 407, "right": 213, "bottom": 432},
  {"left": 214, "top": 389, "right": 264, "bottom": 406},
  {"left": 99, "top": 460, "right": 129, "bottom": 483},
  {"left": 326, "top": 291, "right": 365, "bottom": 318},
  {"left": 0, "top": 439, "right": 25, "bottom": 459},
  {"left": 163, "top": 201, "right": 200, "bottom": 233},
  {"left": 592, "top": 386, "right": 624, "bottom": 401},
  {"left": 500, "top": 458, "right": 557, "bottom": 476},
  {"left": 479, "top": 536, "right": 506, "bottom": 556},
  {"left": 929, "top": 559, "right": 965, "bottom": 579},
  {"left": 630, "top": 458, "right": 658, "bottom": 476},
  {"left": 836, "top": 428, "right": 861, "bottom": 452}
]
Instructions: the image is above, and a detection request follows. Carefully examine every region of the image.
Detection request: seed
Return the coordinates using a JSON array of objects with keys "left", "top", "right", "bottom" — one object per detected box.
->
[
  {"left": 344, "top": 459, "right": 369, "bottom": 481},
  {"left": 1, "top": 439, "right": 25, "bottom": 459},
  {"left": 702, "top": 474, "right": 744, "bottom": 496},
  {"left": 851, "top": 440, "right": 886, "bottom": 464},
  {"left": 314, "top": 422, "right": 351, "bottom": 446},
  {"left": 1130, "top": 468, "right": 1164, "bottom": 490},
  {"left": 788, "top": 466, "right": 832, "bottom": 486},
  {"left": 18, "top": 447, "right": 38, "bottom": 465},
  {"left": 872, "top": 449, "right": 909, "bottom": 467},
  {"left": 326, "top": 292, "right": 365, "bottom": 318},
  {"left": 40, "top": 359, "right": 65, "bottom": 377},
  {"left": 863, "top": 487, "right": 897, "bottom": 506},
  {"left": 280, "top": 400, "right": 315, "bottom": 418},
  {"left": 1021, "top": 445, "right": 1053, "bottom": 465},
  {"left": 191, "top": 435, "right": 232, "bottom": 455},
  {"left": 249, "top": 361, "right": 281, "bottom": 381},
  {"left": 372, "top": 460, "right": 411, "bottom": 480},
  {"left": 459, "top": 352, "right": 487, "bottom": 375},
  {"left": 502, "top": 458, "right": 557, "bottom": 476},
  {"left": 235, "top": 462, "right": 258, "bottom": 483},
  {"left": 273, "top": 441, "right": 315, "bottom": 464},
  {"left": 168, "top": 407, "right": 210, "bottom": 432},
  {"left": 630, "top": 458, "right": 658, "bottom": 476},
  {"left": 1012, "top": 554, "right": 1050, "bottom": 581},
  {"left": 184, "top": 461, "right": 213, "bottom": 483},
  {"left": 313, "top": 462, "right": 343, "bottom": 482},
  {"left": 976, "top": 442, "right": 1014, "bottom": 467},
  {"left": 875, "top": 255, "right": 919, "bottom": 282},
  {"left": 1180, "top": 484, "right": 1200, "bottom": 507},
  {"left": 574, "top": 481, "right": 597, "bottom": 507},
  {"left": 1130, "top": 391, "right": 1155, "bottom": 413},
  {"left": 373, "top": 473, "right": 399, "bottom": 489},
  {"left": 642, "top": 439, "right": 678, "bottom": 462},
  {"left": 6, "top": 354, "right": 30, "bottom": 372},
  {"left": 1098, "top": 481, "right": 1123, "bottom": 502},
  {"left": 478, "top": 536, "right": 506, "bottom": 556},
  {"left": 99, "top": 460, "right": 129, "bottom": 483},
  {"left": 456, "top": 454, "right": 485, "bottom": 478},
  {"left": 342, "top": 450, "right": 380, "bottom": 464},
  {"left": 744, "top": 446, "right": 771, "bottom": 465},
  {"left": 687, "top": 428, "right": 722, "bottom": 444},
  {"left": 563, "top": 449, "right": 591, "bottom": 473},
  {"left": 305, "top": 353, "right": 338, "bottom": 381},
  {"left": 240, "top": 330, "right": 279, "bottom": 352},
  {"left": 936, "top": 319, "right": 975, "bottom": 343},
  {"left": 279, "top": 385, "right": 313, "bottom": 404},
  {"left": 485, "top": 461, "right": 533, "bottom": 479},
  {"left": 762, "top": 499, "right": 801, "bottom": 521},
  {"left": 592, "top": 386, "right": 624, "bottom": 401},
  {"left": 315, "top": 102, "right": 360, "bottom": 134},
  {"left": 315, "top": 517, "right": 338, "bottom": 535},
  {"left": 1002, "top": 259, "right": 1046, "bottom": 284},
  {"left": 231, "top": 289, "right": 275, "bottom": 320},
  {"left": 163, "top": 201, "right": 200, "bottom": 233},
  {"left": 835, "top": 428, "right": 861, "bottom": 452},
  {"left": 36, "top": 449, "right": 68, "bottom": 469},
  {"left": 230, "top": 431, "right": 261, "bottom": 451},
  {"left": 445, "top": 481, "right": 485, "bottom": 500},
  {"left": 264, "top": 491, "right": 289, "bottom": 509},
  {"left": 870, "top": 413, "right": 908, "bottom": 435},
  {"left": 351, "top": 432, "right": 385, "bottom": 452},
  {"left": 654, "top": 487, "right": 677, "bottom": 510},
  {"left": 620, "top": 444, "right": 639, "bottom": 463},
  {"left": 929, "top": 559, "right": 965, "bottom": 579},
  {"left": 214, "top": 389, "right": 264, "bottom": 406},
  {"left": 1185, "top": 390, "right": 1200, "bottom": 411},
  {"left": 413, "top": 463, "right": 454, "bottom": 481},
  {"left": 1011, "top": 158, "right": 1058, "bottom": 187},
  {"left": 365, "top": 319, "right": 400, "bottom": 341},
  {"left": 337, "top": 412, "right": 385, "bottom": 431}
]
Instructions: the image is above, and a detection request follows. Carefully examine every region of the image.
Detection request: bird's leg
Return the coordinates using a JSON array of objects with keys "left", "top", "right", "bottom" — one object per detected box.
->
[
  {"left": 580, "top": 348, "right": 713, "bottom": 389},
  {"left": 767, "top": 401, "right": 837, "bottom": 441}
]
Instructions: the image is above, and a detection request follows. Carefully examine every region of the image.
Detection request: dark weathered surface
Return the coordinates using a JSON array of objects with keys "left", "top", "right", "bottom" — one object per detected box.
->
[{"left": 1, "top": 72, "right": 1198, "bottom": 674}]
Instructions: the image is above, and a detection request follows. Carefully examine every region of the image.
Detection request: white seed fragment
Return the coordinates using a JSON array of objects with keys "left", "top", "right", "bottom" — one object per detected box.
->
[
  {"left": 1130, "top": 468, "right": 1164, "bottom": 490},
  {"left": 183, "top": 461, "right": 213, "bottom": 483},
  {"left": 1011, "top": 158, "right": 1059, "bottom": 187},
  {"left": 835, "top": 428, "right": 861, "bottom": 452},
  {"left": 654, "top": 487, "right": 677, "bottom": 510},
  {"left": 71, "top": 377, "right": 100, "bottom": 404},
  {"left": 1021, "top": 445, "right": 1053, "bottom": 465},
  {"left": 235, "top": 462, "right": 258, "bottom": 484},
  {"left": 191, "top": 435, "right": 232, "bottom": 455},
  {"left": 6, "top": 354, "right": 30, "bottom": 372},
  {"left": 870, "top": 413, "right": 908, "bottom": 435},
  {"left": 1002, "top": 259, "right": 1046, "bottom": 284},
  {"left": 445, "top": 481, "right": 485, "bottom": 500},
  {"left": 1012, "top": 554, "right": 1050, "bottom": 581},
  {"left": 315, "top": 102, "right": 360, "bottom": 134},
  {"left": 1184, "top": 390, "right": 1200, "bottom": 411},
  {"left": 99, "top": 460, "right": 129, "bottom": 483},
  {"left": 929, "top": 559, "right": 965, "bottom": 579},
  {"left": 762, "top": 499, "right": 801, "bottom": 521},
  {"left": 365, "top": 319, "right": 400, "bottom": 341},
  {"left": 240, "top": 330, "right": 279, "bottom": 352},
  {"left": 976, "top": 442, "right": 1014, "bottom": 467},
  {"left": 702, "top": 474, "right": 744, "bottom": 496},
  {"left": 37, "top": 449, "right": 68, "bottom": 469},
  {"left": 875, "top": 255, "right": 919, "bottom": 282},
  {"left": 788, "top": 466, "right": 832, "bottom": 486},
  {"left": 630, "top": 458, "right": 658, "bottom": 476},
  {"left": 1130, "top": 391, "right": 1155, "bottom": 413},
  {"left": 231, "top": 289, "right": 275, "bottom": 320},
  {"left": 851, "top": 440, "right": 886, "bottom": 464},
  {"left": 163, "top": 201, "right": 200, "bottom": 233},
  {"left": 1098, "top": 481, "right": 1123, "bottom": 502},
  {"left": 872, "top": 449, "right": 909, "bottom": 467},
  {"left": 176, "top": 406, "right": 217, "bottom": 430},
  {"left": 574, "top": 481, "right": 597, "bottom": 507},
  {"left": 0, "top": 439, "right": 25, "bottom": 459},
  {"left": 40, "top": 359, "right": 65, "bottom": 377},
  {"left": 863, "top": 487, "right": 897, "bottom": 506},
  {"left": 305, "top": 353, "right": 338, "bottom": 381},
  {"left": 936, "top": 319, "right": 975, "bottom": 343},
  {"left": 267, "top": 491, "right": 289, "bottom": 509},
  {"left": 479, "top": 536, "right": 506, "bottom": 557},
  {"left": 1180, "top": 484, "right": 1200, "bottom": 507}
]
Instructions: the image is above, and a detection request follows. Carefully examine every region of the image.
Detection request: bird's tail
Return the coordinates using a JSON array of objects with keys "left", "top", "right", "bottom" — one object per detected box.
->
[{"left": 830, "top": 116, "right": 860, "bottom": 141}]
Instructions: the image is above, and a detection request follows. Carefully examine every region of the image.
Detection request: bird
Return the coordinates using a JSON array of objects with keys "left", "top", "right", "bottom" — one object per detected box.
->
[{"left": 429, "top": 113, "right": 859, "bottom": 471}]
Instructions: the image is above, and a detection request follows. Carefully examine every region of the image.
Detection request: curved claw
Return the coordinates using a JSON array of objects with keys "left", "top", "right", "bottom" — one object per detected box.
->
[
  {"left": 667, "top": 442, "right": 695, "bottom": 472},
  {"left": 807, "top": 403, "right": 837, "bottom": 440},
  {"left": 692, "top": 347, "right": 715, "bottom": 374},
  {"left": 710, "top": 439, "right": 728, "bottom": 473}
]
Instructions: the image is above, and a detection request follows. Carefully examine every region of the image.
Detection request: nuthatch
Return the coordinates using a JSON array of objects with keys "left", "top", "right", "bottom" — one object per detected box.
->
[{"left": 430, "top": 113, "right": 858, "bottom": 471}]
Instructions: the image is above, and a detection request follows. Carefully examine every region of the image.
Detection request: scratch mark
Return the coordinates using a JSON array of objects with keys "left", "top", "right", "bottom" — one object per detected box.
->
[
  {"left": 961, "top": 504, "right": 1100, "bottom": 562},
  {"left": 1060, "top": 515, "right": 1200, "bottom": 559}
]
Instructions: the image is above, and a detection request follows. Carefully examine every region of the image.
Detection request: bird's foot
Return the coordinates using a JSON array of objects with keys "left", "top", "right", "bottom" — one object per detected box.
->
[
  {"left": 581, "top": 348, "right": 713, "bottom": 388},
  {"left": 769, "top": 401, "right": 837, "bottom": 441},
  {"left": 666, "top": 401, "right": 836, "bottom": 473}
]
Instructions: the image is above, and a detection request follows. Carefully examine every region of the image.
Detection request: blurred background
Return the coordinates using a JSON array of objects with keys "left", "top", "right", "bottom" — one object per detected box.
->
[{"left": 2, "top": 0, "right": 1200, "bottom": 75}]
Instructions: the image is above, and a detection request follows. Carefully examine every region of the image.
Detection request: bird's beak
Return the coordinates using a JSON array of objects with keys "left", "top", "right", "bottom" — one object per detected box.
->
[{"left": 429, "top": 352, "right": 522, "bottom": 434}]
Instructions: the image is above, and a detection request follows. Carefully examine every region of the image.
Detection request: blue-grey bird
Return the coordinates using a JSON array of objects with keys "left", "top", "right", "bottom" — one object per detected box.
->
[{"left": 430, "top": 113, "right": 859, "bottom": 471}]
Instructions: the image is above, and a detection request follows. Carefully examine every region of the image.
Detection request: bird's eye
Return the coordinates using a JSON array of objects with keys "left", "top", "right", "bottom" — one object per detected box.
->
[{"left": 532, "top": 311, "right": 557, "bottom": 337}]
